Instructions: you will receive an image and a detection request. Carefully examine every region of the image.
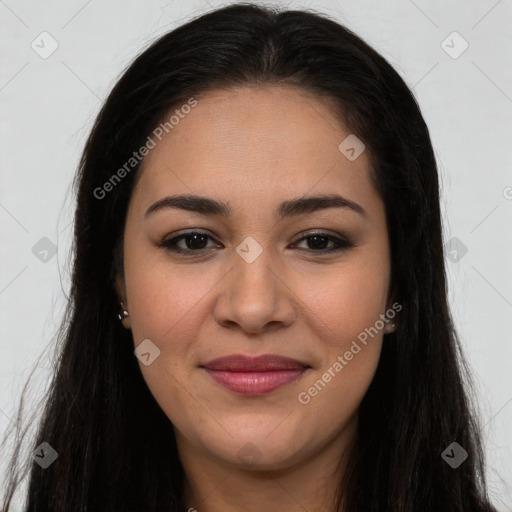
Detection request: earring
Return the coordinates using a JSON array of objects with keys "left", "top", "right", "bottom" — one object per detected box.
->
[{"left": 118, "top": 301, "right": 131, "bottom": 329}]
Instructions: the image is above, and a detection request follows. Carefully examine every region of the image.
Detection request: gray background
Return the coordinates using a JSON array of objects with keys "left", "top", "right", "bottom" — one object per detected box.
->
[{"left": 1, "top": 0, "right": 511, "bottom": 510}]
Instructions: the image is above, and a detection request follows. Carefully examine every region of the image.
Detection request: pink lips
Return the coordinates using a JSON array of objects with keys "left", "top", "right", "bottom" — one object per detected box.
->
[{"left": 201, "top": 354, "right": 309, "bottom": 396}]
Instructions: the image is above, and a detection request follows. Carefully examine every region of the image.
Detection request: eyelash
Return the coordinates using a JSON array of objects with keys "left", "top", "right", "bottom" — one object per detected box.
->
[{"left": 156, "top": 230, "right": 354, "bottom": 256}]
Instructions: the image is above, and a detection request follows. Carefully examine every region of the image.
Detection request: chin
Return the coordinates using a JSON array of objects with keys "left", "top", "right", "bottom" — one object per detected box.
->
[{"left": 202, "top": 430, "right": 308, "bottom": 470}]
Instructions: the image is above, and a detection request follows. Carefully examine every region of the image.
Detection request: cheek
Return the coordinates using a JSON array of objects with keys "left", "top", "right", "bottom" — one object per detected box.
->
[
  {"left": 124, "top": 256, "right": 218, "bottom": 344},
  {"left": 122, "top": 258, "right": 215, "bottom": 426},
  {"left": 298, "top": 345, "right": 382, "bottom": 438},
  {"left": 293, "top": 258, "right": 388, "bottom": 410},
  {"left": 293, "top": 270, "right": 387, "bottom": 429},
  {"left": 295, "top": 258, "right": 390, "bottom": 344}
]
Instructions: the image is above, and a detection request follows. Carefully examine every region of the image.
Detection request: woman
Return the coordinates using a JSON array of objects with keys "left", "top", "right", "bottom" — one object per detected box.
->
[{"left": 1, "top": 3, "right": 498, "bottom": 511}]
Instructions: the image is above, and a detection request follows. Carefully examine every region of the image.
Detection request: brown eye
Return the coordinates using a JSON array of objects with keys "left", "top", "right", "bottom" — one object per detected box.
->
[
  {"left": 291, "top": 232, "right": 354, "bottom": 253},
  {"left": 158, "top": 231, "right": 220, "bottom": 254}
]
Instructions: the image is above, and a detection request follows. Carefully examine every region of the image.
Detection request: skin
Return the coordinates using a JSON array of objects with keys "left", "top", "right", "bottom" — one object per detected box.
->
[{"left": 115, "top": 85, "right": 394, "bottom": 512}]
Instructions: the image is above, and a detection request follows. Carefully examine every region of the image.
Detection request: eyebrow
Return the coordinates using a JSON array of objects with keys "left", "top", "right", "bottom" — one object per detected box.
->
[{"left": 145, "top": 193, "right": 366, "bottom": 220}]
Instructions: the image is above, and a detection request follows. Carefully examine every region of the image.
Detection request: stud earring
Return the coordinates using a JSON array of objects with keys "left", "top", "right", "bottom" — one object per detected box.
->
[{"left": 118, "top": 301, "right": 131, "bottom": 329}]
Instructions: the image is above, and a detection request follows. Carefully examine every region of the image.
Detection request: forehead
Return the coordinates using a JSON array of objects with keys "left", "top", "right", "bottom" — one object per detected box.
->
[{"left": 132, "top": 85, "right": 381, "bottom": 219}]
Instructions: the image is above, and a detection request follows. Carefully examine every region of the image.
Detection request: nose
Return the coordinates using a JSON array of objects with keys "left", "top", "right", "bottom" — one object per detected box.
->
[{"left": 212, "top": 244, "right": 297, "bottom": 335}]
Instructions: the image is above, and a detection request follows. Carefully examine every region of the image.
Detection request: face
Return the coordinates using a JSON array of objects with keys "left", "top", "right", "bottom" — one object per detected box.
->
[{"left": 116, "top": 85, "right": 394, "bottom": 471}]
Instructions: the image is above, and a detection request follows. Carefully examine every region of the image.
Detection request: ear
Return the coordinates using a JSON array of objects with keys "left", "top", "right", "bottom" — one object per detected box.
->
[
  {"left": 115, "top": 271, "right": 127, "bottom": 305},
  {"left": 113, "top": 240, "right": 127, "bottom": 304}
]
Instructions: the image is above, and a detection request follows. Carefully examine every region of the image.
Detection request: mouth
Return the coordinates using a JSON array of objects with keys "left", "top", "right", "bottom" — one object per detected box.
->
[{"left": 200, "top": 354, "right": 311, "bottom": 396}]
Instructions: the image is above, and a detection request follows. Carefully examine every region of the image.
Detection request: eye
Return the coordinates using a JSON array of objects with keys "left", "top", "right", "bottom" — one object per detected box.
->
[
  {"left": 290, "top": 231, "right": 354, "bottom": 253},
  {"left": 157, "top": 230, "right": 220, "bottom": 254},
  {"left": 157, "top": 229, "right": 354, "bottom": 256}
]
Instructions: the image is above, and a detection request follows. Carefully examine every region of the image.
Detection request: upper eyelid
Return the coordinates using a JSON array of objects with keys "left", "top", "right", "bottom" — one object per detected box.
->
[
  {"left": 163, "top": 229, "right": 351, "bottom": 249},
  {"left": 165, "top": 228, "right": 346, "bottom": 241}
]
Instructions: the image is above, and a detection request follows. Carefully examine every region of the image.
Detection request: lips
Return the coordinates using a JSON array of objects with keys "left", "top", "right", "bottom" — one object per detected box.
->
[
  {"left": 200, "top": 354, "right": 310, "bottom": 395},
  {"left": 202, "top": 354, "right": 309, "bottom": 372}
]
